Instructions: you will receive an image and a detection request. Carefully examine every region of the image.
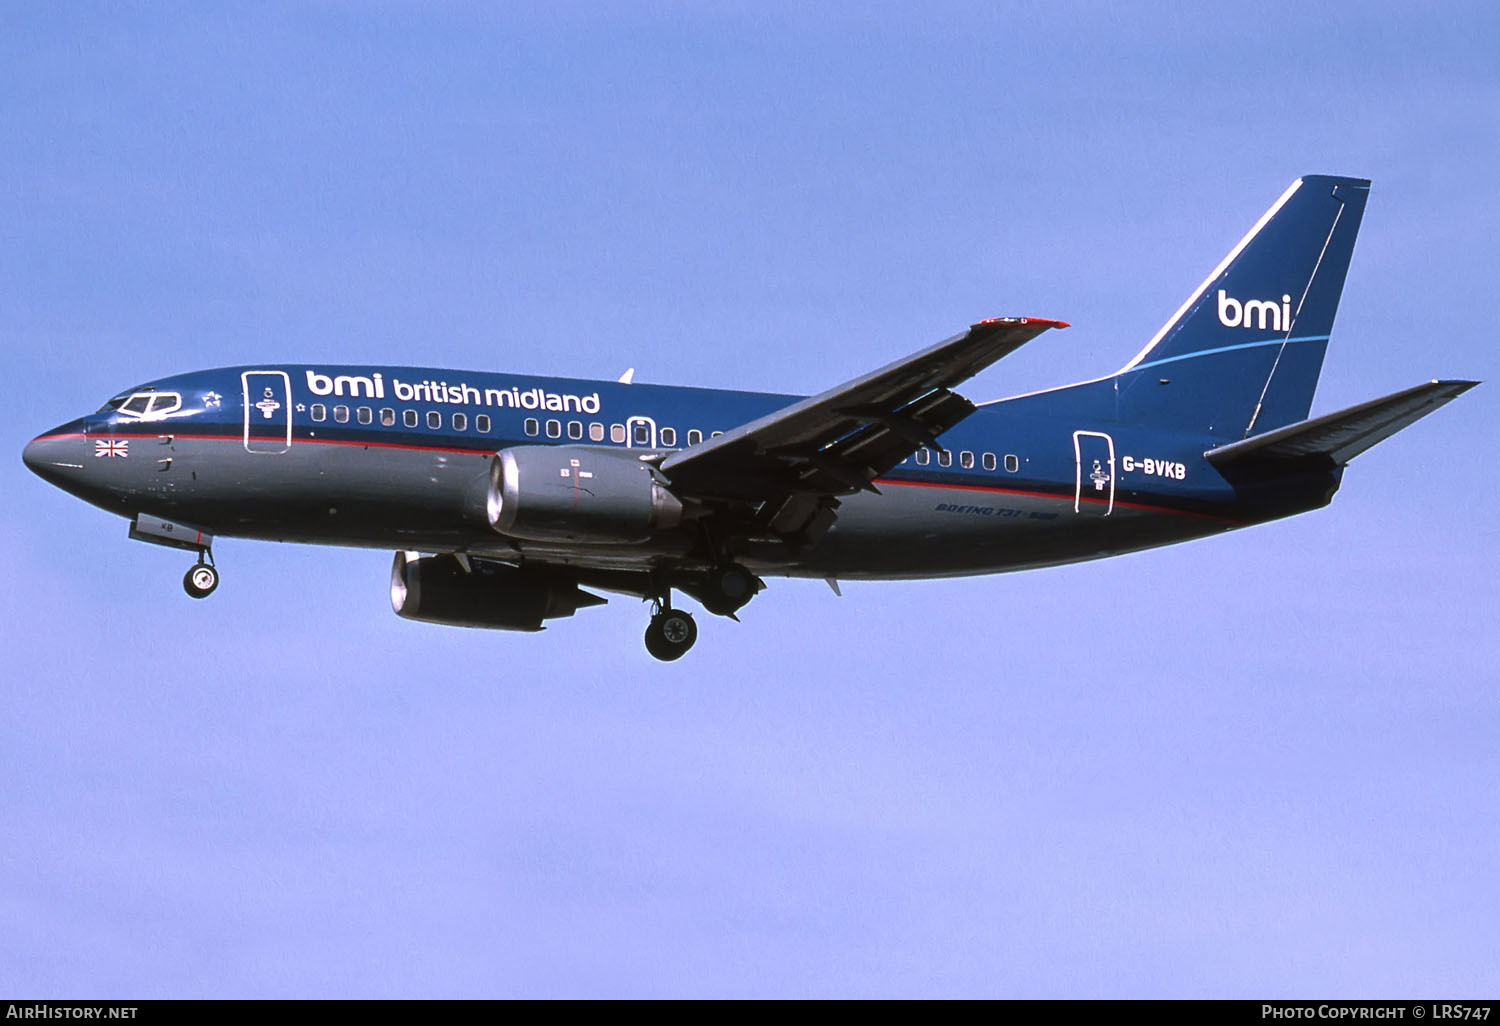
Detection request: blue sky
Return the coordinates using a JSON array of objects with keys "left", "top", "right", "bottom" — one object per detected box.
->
[{"left": 3, "top": 1, "right": 1497, "bottom": 997}]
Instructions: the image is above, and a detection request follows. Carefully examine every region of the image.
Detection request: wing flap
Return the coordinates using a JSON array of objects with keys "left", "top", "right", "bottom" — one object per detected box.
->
[{"left": 661, "top": 317, "right": 1066, "bottom": 500}]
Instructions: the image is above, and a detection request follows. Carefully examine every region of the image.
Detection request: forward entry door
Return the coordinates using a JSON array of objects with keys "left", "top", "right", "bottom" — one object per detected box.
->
[{"left": 242, "top": 371, "right": 292, "bottom": 454}]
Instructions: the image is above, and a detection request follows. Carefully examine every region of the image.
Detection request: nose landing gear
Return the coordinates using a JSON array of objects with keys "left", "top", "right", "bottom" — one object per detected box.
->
[
  {"left": 127, "top": 514, "right": 222, "bottom": 599},
  {"left": 183, "top": 557, "right": 219, "bottom": 598}
]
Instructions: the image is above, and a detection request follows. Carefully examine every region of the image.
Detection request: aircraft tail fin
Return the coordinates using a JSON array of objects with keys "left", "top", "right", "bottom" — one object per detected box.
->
[
  {"left": 1113, "top": 175, "right": 1371, "bottom": 440},
  {"left": 1204, "top": 380, "right": 1477, "bottom": 477}
]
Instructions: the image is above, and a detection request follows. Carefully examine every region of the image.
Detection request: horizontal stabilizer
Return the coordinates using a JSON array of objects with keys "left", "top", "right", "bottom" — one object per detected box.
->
[{"left": 1205, "top": 379, "right": 1478, "bottom": 473}]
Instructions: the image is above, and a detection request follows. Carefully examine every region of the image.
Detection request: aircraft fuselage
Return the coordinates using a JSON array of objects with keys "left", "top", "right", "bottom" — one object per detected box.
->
[{"left": 23, "top": 363, "right": 1337, "bottom": 581}]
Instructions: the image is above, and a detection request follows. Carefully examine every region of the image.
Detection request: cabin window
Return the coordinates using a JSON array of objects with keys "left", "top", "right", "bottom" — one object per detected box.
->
[
  {"left": 476, "top": 414, "right": 491, "bottom": 434},
  {"left": 311, "top": 404, "right": 326, "bottom": 422},
  {"left": 960, "top": 450, "right": 974, "bottom": 469},
  {"left": 937, "top": 451, "right": 952, "bottom": 468},
  {"left": 660, "top": 427, "right": 677, "bottom": 447},
  {"left": 357, "top": 407, "right": 373, "bottom": 425},
  {"left": 546, "top": 419, "right": 561, "bottom": 438},
  {"left": 633, "top": 422, "right": 651, "bottom": 445},
  {"left": 1005, "top": 454, "right": 1019, "bottom": 473},
  {"left": 687, "top": 429, "right": 703, "bottom": 445},
  {"left": 610, "top": 424, "right": 626, "bottom": 444},
  {"left": 568, "top": 421, "right": 583, "bottom": 440},
  {"left": 334, "top": 405, "right": 349, "bottom": 424},
  {"left": 452, "top": 412, "right": 467, "bottom": 431},
  {"left": 982, "top": 452, "right": 996, "bottom": 471},
  {"left": 427, "top": 411, "right": 441, "bottom": 429},
  {"left": 589, "top": 422, "right": 605, "bottom": 442},
  {"left": 524, "top": 418, "right": 539, "bottom": 436},
  {"left": 380, "top": 408, "right": 395, "bottom": 426},
  {"left": 915, "top": 449, "right": 930, "bottom": 466},
  {"left": 711, "top": 431, "right": 723, "bottom": 438},
  {"left": 403, "top": 409, "right": 418, "bottom": 428}
]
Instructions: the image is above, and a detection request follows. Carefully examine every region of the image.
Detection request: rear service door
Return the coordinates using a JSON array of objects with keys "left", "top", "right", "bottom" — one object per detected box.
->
[
  {"left": 242, "top": 371, "right": 292, "bottom": 453},
  {"left": 1072, "top": 430, "right": 1115, "bottom": 516}
]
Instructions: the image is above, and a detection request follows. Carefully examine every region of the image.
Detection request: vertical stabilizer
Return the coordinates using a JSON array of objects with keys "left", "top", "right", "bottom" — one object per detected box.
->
[{"left": 1113, "top": 175, "right": 1370, "bottom": 439}]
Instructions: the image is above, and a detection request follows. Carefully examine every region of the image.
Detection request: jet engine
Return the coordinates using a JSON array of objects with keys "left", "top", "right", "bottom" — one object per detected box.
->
[
  {"left": 390, "top": 551, "right": 605, "bottom": 631},
  {"left": 486, "top": 445, "right": 684, "bottom": 543}
]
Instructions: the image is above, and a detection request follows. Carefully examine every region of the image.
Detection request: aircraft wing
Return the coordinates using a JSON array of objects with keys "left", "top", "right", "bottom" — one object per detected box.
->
[{"left": 658, "top": 316, "right": 1067, "bottom": 544}]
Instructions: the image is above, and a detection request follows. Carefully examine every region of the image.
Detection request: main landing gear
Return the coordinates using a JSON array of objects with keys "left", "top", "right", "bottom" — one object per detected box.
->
[
  {"left": 640, "top": 562, "right": 759, "bottom": 661},
  {"left": 183, "top": 551, "right": 219, "bottom": 599},
  {"left": 644, "top": 598, "right": 697, "bottom": 662}
]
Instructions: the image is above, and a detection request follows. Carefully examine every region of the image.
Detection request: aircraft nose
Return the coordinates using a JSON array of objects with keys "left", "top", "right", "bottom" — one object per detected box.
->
[
  {"left": 22, "top": 420, "right": 88, "bottom": 487},
  {"left": 21, "top": 436, "right": 43, "bottom": 474}
]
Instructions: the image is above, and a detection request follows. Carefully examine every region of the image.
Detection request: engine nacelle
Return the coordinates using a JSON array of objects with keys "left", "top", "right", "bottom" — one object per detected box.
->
[
  {"left": 390, "top": 552, "right": 605, "bottom": 631},
  {"left": 487, "top": 445, "right": 684, "bottom": 543}
]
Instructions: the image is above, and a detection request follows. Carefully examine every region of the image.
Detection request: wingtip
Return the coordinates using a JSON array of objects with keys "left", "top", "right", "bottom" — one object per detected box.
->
[{"left": 974, "top": 317, "right": 1070, "bottom": 329}]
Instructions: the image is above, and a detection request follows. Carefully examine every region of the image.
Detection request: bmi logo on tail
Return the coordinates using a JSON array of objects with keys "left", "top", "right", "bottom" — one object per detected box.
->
[{"left": 1217, "top": 290, "right": 1293, "bottom": 331}]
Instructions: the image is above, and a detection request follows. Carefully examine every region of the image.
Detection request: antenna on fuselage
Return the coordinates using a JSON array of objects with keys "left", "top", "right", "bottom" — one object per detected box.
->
[{"left": 618, "top": 368, "right": 635, "bottom": 384}]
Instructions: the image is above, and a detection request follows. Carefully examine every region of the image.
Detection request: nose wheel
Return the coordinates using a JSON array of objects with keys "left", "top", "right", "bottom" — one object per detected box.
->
[
  {"left": 644, "top": 601, "right": 697, "bottom": 661},
  {"left": 183, "top": 554, "right": 219, "bottom": 598}
]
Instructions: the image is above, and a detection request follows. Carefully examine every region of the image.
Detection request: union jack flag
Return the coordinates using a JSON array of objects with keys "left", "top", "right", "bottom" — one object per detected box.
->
[{"left": 94, "top": 439, "right": 129, "bottom": 458}]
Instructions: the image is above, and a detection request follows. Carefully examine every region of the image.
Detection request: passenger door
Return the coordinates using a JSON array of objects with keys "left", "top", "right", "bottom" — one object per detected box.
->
[
  {"left": 242, "top": 371, "right": 292, "bottom": 454},
  {"left": 1072, "top": 430, "right": 1115, "bottom": 516}
]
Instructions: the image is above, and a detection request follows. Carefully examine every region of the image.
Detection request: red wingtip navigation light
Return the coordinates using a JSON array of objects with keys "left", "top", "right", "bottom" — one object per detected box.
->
[{"left": 976, "top": 317, "right": 1070, "bottom": 328}]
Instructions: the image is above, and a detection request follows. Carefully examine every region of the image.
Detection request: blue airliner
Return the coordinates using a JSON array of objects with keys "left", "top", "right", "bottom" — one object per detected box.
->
[{"left": 23, "top": 176, "right": 1476, "bottom": 659}]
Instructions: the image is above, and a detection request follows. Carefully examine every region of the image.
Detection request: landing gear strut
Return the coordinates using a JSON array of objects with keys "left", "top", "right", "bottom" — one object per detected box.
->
[
  {"left": 644, "top": 592, "right": 697, "bottom": 662},
  {"left": 183, "top": 551, "right": 219, "bottom": 599},
  {"left": 127, "top": 515, "right": 221, "bottom": 599}
]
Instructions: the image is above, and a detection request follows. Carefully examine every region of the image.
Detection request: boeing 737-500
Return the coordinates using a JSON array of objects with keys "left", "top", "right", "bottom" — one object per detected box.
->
[{"left": 23, "top": 175, "right": 1476, "bottom": 660}]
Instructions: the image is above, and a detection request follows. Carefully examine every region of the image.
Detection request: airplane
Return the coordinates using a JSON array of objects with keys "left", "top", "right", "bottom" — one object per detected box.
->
[{"left": 22, "top": 175, "right": 1477, "bottom": 661}]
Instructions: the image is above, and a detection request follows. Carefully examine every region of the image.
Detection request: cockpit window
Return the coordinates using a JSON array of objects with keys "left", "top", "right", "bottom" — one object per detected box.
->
[
  {"left": 147, "top": 393, "right": 182, "bottom": 417},
  {"left": 98, "top": 390, "right": 185, "bottom": 421},
  {"left": 120, "top": 394, "right": 155, "bottom": 418}
]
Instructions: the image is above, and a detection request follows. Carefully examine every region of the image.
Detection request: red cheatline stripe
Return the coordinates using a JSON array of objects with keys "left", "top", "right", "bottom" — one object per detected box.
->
[
  {"left": 60, "top": 430, "right": 495, "bottom": 456},
  {"left": 269, "top": 435, "right": 490, "bottom": 455},
  {"left": 41, "top": 429, "right": 1240, "bottom": 525},
  {"left": 875, "top": 477, "right": 1240, "bottom": 524}
]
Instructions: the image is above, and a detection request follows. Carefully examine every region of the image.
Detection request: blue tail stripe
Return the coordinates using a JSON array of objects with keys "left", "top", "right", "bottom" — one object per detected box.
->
[{"left": 1127, "top": 334, "right": 1330, "bottom": 375}]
